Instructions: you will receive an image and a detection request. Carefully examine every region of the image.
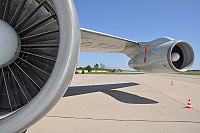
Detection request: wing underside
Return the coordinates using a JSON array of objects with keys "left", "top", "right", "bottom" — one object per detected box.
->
[{"left": 80, "top": 28, "right": 139, "bottom": 53}]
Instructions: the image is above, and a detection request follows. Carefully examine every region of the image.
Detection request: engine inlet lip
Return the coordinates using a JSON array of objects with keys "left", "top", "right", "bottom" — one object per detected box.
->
[{"left": 167, "top": 41, "right": 194, "bottom": 72}]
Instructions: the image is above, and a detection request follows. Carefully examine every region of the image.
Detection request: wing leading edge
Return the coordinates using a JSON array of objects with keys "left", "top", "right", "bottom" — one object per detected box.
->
[{"left": 81, "top": 28, "right": 140, "bottom": 54}]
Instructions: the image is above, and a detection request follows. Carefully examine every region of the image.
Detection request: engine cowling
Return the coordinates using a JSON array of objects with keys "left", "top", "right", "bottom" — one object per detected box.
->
[
  {"left": 128, "top": 39, "right": 194, "bottom": 73},
  {"left": 0, "top": 0, "right": 80, "bottom": 132}
]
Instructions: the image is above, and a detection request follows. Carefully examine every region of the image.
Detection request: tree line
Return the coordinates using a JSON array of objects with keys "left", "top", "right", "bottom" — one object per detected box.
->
[{"left": 76, "top": 64, "right": 99, "bottom": 74}]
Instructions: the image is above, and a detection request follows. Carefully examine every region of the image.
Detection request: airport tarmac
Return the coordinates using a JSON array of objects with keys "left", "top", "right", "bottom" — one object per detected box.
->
[{"left": 28, "top": 74, "right": 200, "bottom": 133}]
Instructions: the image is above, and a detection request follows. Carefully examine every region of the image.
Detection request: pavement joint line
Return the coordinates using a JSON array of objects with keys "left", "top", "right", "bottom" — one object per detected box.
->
[
  {"left": 45, "top": 116, "right": 200, "bottom": 124},
  {"left": 160, "top": 74, "right": 200, "bottom": 79},
  {"left": 142, "top": 76, "right": 200, "bottom": 85},
  {"left": 127, "top": 75, "right": 200, "bottom": 113}
]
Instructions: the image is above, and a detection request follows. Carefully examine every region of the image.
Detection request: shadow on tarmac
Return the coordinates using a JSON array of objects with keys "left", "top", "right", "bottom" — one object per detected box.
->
[{"left": 64, "top": 83, "right": 158, "bottom": 104}]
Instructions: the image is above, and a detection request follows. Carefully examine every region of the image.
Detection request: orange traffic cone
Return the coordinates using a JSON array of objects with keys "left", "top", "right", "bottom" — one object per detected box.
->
[
  {"left": 186, "top": 99, "right": 192, "bottom": 108},
  {"left": 171, "top": 80, "right": 174, "bottom": 85}
]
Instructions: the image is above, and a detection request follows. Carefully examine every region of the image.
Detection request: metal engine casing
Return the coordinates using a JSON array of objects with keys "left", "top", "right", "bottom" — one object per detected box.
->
[{"left": 129, "top": 39, "right": 194, "bottom": 73}]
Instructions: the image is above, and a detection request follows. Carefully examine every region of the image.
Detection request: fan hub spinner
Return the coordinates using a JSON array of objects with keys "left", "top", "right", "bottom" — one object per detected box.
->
[{"left": 0, "top": 20, "right": 21, "bottom": 67}]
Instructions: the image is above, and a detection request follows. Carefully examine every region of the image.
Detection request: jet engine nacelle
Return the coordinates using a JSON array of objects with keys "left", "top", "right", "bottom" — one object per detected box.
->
[
  {"left": 0, "top": 0, "right": 80, "bottom": 132},
  {"left": 128, "top": 38, "right": 194, "bottom": 73}
]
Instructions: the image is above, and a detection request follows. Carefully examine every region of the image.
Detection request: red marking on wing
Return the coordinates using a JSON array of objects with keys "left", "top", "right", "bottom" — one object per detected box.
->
[{"left": 144, "top": 45, "right": 147, "bottom": 63}]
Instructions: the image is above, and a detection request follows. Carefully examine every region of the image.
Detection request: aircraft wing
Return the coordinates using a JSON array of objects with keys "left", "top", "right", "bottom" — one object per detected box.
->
[{"left": 80, "top": 28, "right": 140, "bottom": 53}]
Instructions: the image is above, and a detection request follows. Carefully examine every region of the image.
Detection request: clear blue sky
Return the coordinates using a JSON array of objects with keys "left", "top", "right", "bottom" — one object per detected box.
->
[{"left": 74, "top": 0, "right": 200, "bottom": 70}]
